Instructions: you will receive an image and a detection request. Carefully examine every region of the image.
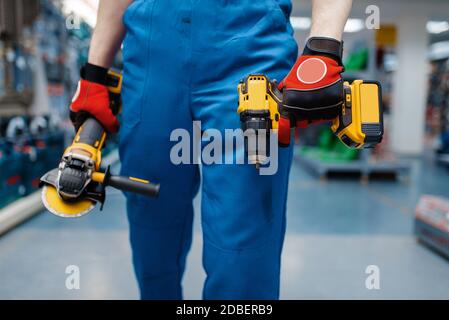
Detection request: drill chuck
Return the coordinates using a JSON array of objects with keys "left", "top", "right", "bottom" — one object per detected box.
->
[{"left": 240, "top": 110, "right": 272, "bottom": 166}]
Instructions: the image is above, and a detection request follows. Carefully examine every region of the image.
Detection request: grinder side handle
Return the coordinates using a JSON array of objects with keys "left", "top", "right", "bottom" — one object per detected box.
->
[{"left": 107, "top": 175, "right": 160, "bottom": 197}]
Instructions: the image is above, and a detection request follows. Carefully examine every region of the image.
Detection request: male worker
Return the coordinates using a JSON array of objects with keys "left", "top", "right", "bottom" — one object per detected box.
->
[{"left": 70, "top": 0, "right": 353, "bottom": 299}]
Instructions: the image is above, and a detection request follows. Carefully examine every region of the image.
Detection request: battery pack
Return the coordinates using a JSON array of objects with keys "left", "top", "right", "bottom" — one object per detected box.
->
[{"left": 331, "top": 80, "right": 383, "bottom": 148}]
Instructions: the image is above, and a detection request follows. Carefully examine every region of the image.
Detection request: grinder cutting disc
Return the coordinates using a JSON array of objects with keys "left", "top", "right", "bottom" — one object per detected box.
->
[{"left": 41, "top": 185, "right": 96, "bottom": 218}]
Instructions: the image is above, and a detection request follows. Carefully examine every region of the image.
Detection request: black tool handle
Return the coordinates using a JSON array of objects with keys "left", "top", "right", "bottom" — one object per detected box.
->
[
  {"left": 77, "top": 117, "right": 105, "bottom": 146},
  {"left": 107, "top": 175, "right": 160, "bottom": 197}
]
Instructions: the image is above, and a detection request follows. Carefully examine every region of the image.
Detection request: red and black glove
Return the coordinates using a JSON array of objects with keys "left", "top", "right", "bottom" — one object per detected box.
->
[
  {"left": 70, "top": 63, "right": 119, "bottom": 133},
  {"left": 277, "top": 37, "right": 345, "bottom": 145}
]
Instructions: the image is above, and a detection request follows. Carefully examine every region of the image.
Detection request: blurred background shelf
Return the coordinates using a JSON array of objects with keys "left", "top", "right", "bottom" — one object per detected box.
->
[
  {"left": 295, "top": 150, "right": 412, "bottom": 182},
  {"left": 0, "top": 190, "right": 42, "bottom": 236}
]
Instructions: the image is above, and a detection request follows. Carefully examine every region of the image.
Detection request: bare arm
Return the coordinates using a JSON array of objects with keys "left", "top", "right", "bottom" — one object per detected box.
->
[
  {"left": 88, "top": 0, "right": 134, "bottom": 68},
  {"left": 309, "top": 0, "right": 353, "bottom": 40}
]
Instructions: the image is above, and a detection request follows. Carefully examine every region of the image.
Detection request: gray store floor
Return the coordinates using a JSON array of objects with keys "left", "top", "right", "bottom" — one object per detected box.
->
[{"left": 1, "top": 150, "right": 449, "bottom": 299}]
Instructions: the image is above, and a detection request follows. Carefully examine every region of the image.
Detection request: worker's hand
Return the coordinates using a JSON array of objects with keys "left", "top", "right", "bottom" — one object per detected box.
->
[
  {"left": 69, "top": 63, "right": 119, "bottom": 133},
  {"left": 278, "top": 37, "right": 344, "bottom": 122}
]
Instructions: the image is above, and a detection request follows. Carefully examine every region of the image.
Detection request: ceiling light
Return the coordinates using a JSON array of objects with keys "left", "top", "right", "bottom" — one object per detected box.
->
[
  {"left": 427, "top": 21, "right": 449, "bottom": 34},
  {"left": 428, "top": 41, "right": 449, "bottom": 60},
  {"left": 290, "top": 17, "right": 364, "bottom": 33},
  {"left": 290, "top": 17, "right": 311, "bottom": 30},
  {"left": 61, "top": 0, "right": 99, "bottom": 27},
  {"left": 344, "top": 19, "right": 364, "bottom": 33}
]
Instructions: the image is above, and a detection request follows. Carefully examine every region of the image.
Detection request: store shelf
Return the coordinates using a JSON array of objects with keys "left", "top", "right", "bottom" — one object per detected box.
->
[
  {"left": 0, "top": 148, "right": 120, "bottom": 236},
  {"left": 415, "top": 195, "right": 449, "bottom": 259},
  {"left": 0, "top": 190, "right": 42, "bottom": 236},
  {"left": 295, "top": 153, "right": 411, "bottom": 182},
  {"left": 437, "top": 153, "right": 449, "bottom": 166}
]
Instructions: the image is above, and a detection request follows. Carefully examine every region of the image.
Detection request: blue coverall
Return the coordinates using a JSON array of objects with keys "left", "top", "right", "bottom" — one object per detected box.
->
[{"left": 119, "top": 0, "right": 298, "bottom": 299}]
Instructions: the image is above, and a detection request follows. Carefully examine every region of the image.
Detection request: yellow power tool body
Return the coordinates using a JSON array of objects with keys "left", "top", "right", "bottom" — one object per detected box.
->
[
  {"left": 40, "top": 70, "right": 160, "bottom": 218},
  {"left": 237, "top": 74, "right": 383, "bottom": 166},
  {"left": 237, "top": 74, "right": 282, "bottom": 131},
  {"left": 237, "top": 75, "right": 283, "bottom": 166},
  {"left": 331, "top": 80, "right": 383, "bottom": 148}
]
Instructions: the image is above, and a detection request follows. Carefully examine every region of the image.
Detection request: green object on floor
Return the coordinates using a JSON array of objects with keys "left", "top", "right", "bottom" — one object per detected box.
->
[
  {"left": 330, "top": 139, "right": 359, "bottom": 161},
  {"left": 298, "top": 128, "right": 359, "bottom": 163},
  {"left": 318, "top": 127, "right": 334, "bottom": 150}
]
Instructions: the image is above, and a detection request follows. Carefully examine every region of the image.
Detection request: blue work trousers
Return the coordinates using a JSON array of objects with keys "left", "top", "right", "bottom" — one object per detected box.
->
[{"left": 119, "top": 0, "right": 298, "bottom": 299}]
